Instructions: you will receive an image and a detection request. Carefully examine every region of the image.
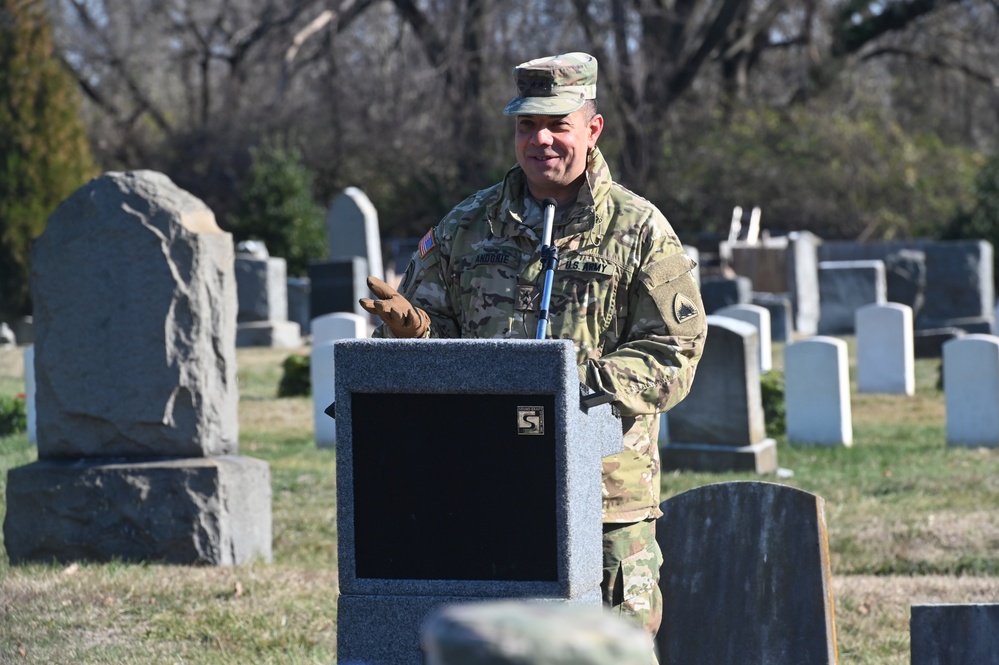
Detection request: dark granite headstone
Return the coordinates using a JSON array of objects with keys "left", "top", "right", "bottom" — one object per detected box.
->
[
  {"left": 914, "top": 327, "right": 966, "bottom": 359},
  {"left": 308, "top": 257, "right": 369, "bottom": 320},
  {"left": 884, "top": 249, "right": 926, "bottom": 317},
  {"left": 752, "top": 292, "right": 793, "bottom": 342},
  {"left": 700, "top": 275, "right": 752, "bottom": 314},
  {"left": 911, "top": 604, "right": 999, "bottom": 665},
  {"left": 656, "top": 481, "right": 838, "bottom": 665}
]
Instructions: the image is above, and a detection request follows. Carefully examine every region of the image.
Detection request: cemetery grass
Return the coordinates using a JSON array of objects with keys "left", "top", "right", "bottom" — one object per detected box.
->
[{"left": 0, "top": 345, "right": 997, "bottom": 663}]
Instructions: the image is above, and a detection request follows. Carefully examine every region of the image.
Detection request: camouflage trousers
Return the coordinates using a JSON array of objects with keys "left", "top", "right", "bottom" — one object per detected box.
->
[{"left": 602, "top": 519, "right": 663, "bottom": 644}]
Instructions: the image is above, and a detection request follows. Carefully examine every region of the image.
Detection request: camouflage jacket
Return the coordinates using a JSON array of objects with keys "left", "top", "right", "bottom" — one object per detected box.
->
[{"left": 377, "top": 148, "right": 706, "bottom": 522}]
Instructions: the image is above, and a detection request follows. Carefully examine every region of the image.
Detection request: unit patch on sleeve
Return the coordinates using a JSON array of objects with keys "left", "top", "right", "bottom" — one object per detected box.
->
[
  {"left": 674, "top": 293, "right": 699, "bottom": 323},
  {"left": 418, "top": 229, "right": 436, "bottom": 258}
]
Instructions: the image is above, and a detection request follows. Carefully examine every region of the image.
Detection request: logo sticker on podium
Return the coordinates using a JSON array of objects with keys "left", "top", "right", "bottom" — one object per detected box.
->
[{"left": 517, "top": 406, "right": 545, "bottom": 435}]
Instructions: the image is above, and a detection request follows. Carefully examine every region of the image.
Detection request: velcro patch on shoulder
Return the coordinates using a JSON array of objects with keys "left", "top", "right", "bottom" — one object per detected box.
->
[{"left": 640, "top": 253, "right": 696, "bottom": 290}]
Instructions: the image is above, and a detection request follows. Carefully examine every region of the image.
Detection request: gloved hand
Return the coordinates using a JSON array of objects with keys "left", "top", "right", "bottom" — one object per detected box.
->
[{"left": 358, "top": 276, "right": 430, "bottom": 338}]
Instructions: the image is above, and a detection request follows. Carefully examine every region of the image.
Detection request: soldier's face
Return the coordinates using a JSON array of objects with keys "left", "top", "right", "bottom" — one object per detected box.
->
[{"left": 515, "top": 108, "right": 603, "bottom": 203}]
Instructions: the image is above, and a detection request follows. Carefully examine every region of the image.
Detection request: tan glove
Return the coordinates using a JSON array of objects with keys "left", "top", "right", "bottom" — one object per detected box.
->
[{"left": 358, "top": 276, "right": 430, "bottom": 338}]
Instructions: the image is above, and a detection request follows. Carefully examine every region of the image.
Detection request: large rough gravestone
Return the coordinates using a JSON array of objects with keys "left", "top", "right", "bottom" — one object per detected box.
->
[
  {"left": 656, "top": 481, "right": 839, "bottom": 665},
  {"left": 943, "top": 334, "right": 999, "bottom": 448},
  {"left": 333, "top": 338, "right": 623, "bottom": 665},
  {"left": 911, "top": 604, "right": 999, "bottom": 665},
  {"left": 784, "top": 337, "right": 853, "bottom": 447},
  {"left": 326, "top": 186, "right": 384, "bottom": 282},
  {"left": 662, "top": 316, "right": 777, "bottom": 473},
  {"left": 3, "top": 171, "right": 272, "bottom": 565},
  {"left": 856, "top": 303, "right": 914, "bottom": 396}
]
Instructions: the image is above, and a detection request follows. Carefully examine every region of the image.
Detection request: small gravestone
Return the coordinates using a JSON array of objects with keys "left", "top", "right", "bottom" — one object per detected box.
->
[
  {"left": 818, "top": 260, "right": 886, "bottom": 334},
  {"left": 310, "top": 312, "right": 367, "bottom": 448},
  {"left": 287, "top": 277, "right": 311, "bottom": 335},
  {"left": 753, "top": 292, "right": 794, "bottom": 342},
  {"left": 784, "top": 337, "right": 853, "bottom": 447},
  {"left": 699, "top": 275, "right": 752, "bottom": 314},
  {"left": 326, "top": 186, "right": 384, "bottom": 282},
  {"left": 3, "top": 171, "right": 272, "bottom": 565},
  {"left": 662, "top": 316, "right": 777, "bottom": 473},
  {"left": 234, "top": 248, "right": 301, "bottom": 348},
  {"left": 856, "top": 303, "right": 914, "bottom": 395},
  {"left": 715, "top": 303, "right": 772, "bottom": 372},
  {"left": 656, "top": 481, "right": 838, "bottom": 665},
  {"left": 308, "top": 256, "right": 370, "bottom": 320},
  {"left": 911, "top": 604, "right": 999, "bottom": 665},
  {"left": 943, "top": 334, "right": 999, "bottom": 448}
]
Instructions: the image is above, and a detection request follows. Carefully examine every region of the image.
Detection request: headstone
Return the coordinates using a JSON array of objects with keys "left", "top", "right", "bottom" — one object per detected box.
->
[
  {"left": 818, "top": 259, "right": 886, "bottom": 334},
  {"left": 3, "top": 170, "right": 272, "bottom": 565},
  {"left": 421, "top": 600, "right": 655, "bottom": 665},
  {"left": 723, "top": 231, "right": 821, "bottom": 336},
  {"left": 307, "top": 257, "right": 370, "bottom": 320},
  {"left": 784, "top": 337, "right": 853, "bottom": 447},
  {"left": 699, "top": 275, "right": 752, "bottom": 314},
  {"left": 943, "top": 334, "right": 999, "bottom": 448},
  {"left": 715, "top": 303, "right": 772, "bottom": 372},
  {"left": 333, "top": 339, "right": 623, "bottom": 665},
  {"left": 752, "top": 292, "right": 793, "bottom": 342},
  {"left": 11, "top": 315, "right": 32, "bottom": 345},
  {"left": 662, "top": 316, "right": 778, "bottom": 473},
  {"left": 23, "top": 345, "right": 35, "bottom": 446},
  {"left": 0, "top": 322, "right": 14, "bottom": 347},
  {"left": 656, "top": 481, "right": 838, "bottom": 664},
  {"left": 911, "top": 604, "right": 999, "bottom": 665},
  {"left": 914, "top": 327, "right": 966, "bottom": 359},
  {"left": 819, "top": 240, "right": 994, "bottom": 332},
  {"left": 310, "top": 312, "right": 367, "bottom": 448},
  {"left": 884, "top": 249, "right": 926, "bottom": 318},
  {"left": 234, "top": 252, "right": 301, "bottom": 348},
  {"left": 326, "top": 186, "right": 384, "bottom": 282},
  {"left": 287, "top": 277, "right": 311, "bottom": 335},
  {"left": 856, "top": 303, "right": 914, "bottom": 395}
]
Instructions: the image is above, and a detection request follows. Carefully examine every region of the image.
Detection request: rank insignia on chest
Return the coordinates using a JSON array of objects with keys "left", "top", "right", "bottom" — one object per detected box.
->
[{"left": 418, "top": 229, "right": 435, "bottom": 258}]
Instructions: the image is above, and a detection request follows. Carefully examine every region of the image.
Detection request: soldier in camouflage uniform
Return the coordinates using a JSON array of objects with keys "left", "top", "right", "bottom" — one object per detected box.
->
[{"left": 360, "top": 52, "right": 706, "bottom": 651}]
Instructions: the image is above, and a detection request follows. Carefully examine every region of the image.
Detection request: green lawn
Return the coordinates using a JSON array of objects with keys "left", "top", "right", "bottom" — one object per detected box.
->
[{"left": 2, "top": 343, "right": 999, "bottom": 663}]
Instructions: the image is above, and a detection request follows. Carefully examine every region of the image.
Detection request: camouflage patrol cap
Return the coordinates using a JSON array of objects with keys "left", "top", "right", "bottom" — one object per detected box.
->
[
  {"left": 420, "top": 600, "right": 654, "bottom": 665},
  {"left": 502, "top": 52, "right": 597, "bottom": 116}
]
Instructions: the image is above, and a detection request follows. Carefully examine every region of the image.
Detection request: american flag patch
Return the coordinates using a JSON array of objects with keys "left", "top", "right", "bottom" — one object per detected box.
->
[{"left": 418, "top": 229, "right": 435, "bottom": 258}]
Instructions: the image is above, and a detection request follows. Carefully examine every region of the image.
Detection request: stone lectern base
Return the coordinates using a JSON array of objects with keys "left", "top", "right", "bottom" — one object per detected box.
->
[{"left": 4, "top": 455, "right": 272, "bottom": 565}]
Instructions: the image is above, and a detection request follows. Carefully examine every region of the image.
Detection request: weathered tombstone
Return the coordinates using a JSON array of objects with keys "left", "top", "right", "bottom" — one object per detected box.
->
[
  {"left": 884, "top": 249, "right": 926, "bottom": 318},
  {"left": 723, "top": 231, "right": 821, "bottom": 336},
  {"left": 715, "top": 303, "right": 772, "bottom": 372},
  {"left": 3, "top": 171, "right": 272, "bottom": 565},
  {"left": 753, "top": 292, "right": 794, "bottom": 342},
  {"left": 784, "top": 337, "right": 853, "bottom": 447},
  {"left": 856, "top": 303, "right": 914, "bottom": 396},
  {"left": 662, "top": 316, "right": 778, "bottom": 473},
  {"left": 656, "top": 481, "right": 838, "bottom": 665},
  {"left": 307, "top": 256, "right": 370, "bottom": 321},
  {"left": 943, "top": 334, "right": 999, "bottom": 448},
  {"left": 310, "top": 312, "right": 367, "bottom": 448},
  {"left": 23, "top": 345, "right": 35, "bottom": 446},
  {"left": 818, "top": 260, "right": 886, "bottom": 334},
  {"left": 326, "top": 186, "right": 384, "bottom": 282},
  {"left": 699, "top": 275, "right": 753, "bottom": 314},
  {"left": 333, "top": 339, "right": 622, "bottom": 665},
  {"left": 420, "top": 600, "right": 655, "bottom": 665},
  {"left": 911, "top": 604, "right": 999, "bottom": 665},
  {"left": 234, "top": 249, "right": 301, "bottom": 348}
]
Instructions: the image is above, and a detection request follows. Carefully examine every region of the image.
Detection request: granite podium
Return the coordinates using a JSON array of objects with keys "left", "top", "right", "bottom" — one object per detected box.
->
[{"left": 332, "top": 338, "right": 623, "bottom": 665}]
